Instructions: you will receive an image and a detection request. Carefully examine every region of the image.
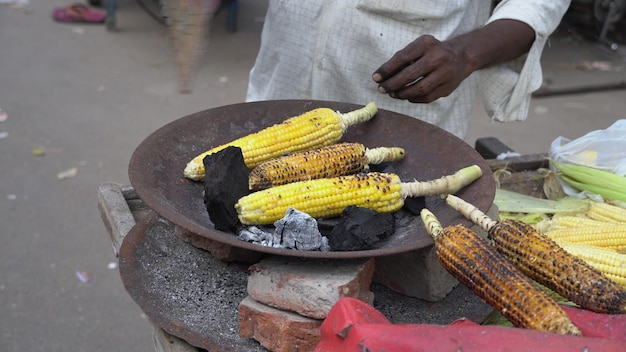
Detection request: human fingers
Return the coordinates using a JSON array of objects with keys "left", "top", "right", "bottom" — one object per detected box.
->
[
  {"left": 388, "top": 74, "right": 449, "bottom": 103},
  {"left": 372, "top": 35, "right": 439, "bottom": 87}
]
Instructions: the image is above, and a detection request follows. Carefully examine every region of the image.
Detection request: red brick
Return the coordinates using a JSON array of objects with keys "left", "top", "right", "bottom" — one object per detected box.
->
[
  {"left": 247, "top": 257, "right": 375, "bottom": 319},
  {"left": 239, "top": 296, "right": 322, "bottom": 352}
]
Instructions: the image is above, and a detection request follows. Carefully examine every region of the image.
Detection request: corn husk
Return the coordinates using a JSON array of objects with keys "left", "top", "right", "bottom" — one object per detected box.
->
[
  {"left": 494, "top": 189, "right": 590, "bottom": 215},
  {"left": 552, "top": 161, "right": 626, "bottom": 203}
]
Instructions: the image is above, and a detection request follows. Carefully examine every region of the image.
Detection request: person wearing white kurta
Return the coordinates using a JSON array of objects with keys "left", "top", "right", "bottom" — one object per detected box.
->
[{"left": 246, "top": 0, "right": 571, "bottom": 139}]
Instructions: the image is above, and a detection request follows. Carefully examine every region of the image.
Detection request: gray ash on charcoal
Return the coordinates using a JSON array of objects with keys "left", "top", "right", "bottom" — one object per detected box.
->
[
  {"left": 327, "top": 206, "right": 395, "bottom": 251},
  {"left": 203, "top": 146, "right": 250, "bottom": 232}
]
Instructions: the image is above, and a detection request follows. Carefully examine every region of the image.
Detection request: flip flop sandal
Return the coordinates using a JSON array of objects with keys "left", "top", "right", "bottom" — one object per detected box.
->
[{"left": 52, "top": 3, "right": 106, "bottom": 23}]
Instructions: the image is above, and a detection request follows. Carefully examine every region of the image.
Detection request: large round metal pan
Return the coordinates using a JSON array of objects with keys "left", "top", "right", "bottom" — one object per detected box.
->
[{"left": 128, "top": 100, "right": 495, "bottom": 259}]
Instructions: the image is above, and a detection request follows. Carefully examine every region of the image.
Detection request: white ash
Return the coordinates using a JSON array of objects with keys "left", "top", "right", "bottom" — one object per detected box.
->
[{"left": 237, "top": 208, "right": 330, "bottom": 251}]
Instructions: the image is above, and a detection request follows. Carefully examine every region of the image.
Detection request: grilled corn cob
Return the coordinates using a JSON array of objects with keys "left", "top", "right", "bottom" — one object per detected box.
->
[
  {"left": 248, "top": 142, "right": 406, "bottom": 190},
  {"left": 236, "top": 165, "right": 482, "bottom": 225},
  {"left": 556, "top": 242, "right": 626, "bottom": 288},
  {"left": 446, "top": 194, "right": 626, "bottom": 314},
  {"left": 420, "top": 209, "right": 581, "bottom": 335},
  {"left": 183, "top": 102, "right": 378, "bottom": 181}
]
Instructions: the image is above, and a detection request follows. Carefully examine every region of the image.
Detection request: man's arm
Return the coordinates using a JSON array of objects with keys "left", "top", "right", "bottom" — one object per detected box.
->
[{"left": 372, "top": 19, "right": 535, "bottom": 104}]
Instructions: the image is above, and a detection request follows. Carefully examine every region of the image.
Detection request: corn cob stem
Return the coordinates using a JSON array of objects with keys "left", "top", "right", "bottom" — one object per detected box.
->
[
  {"left": 364, "top": 146, "right": 405, "bottom": 165},
  {"left": 248, "top": 142, "right": 405, "bottom": 190},
  {"left": 184, "top": 102, "right": 378, "bottom": 181},
  {"left": 420, "top": 209, "right": 581, "bottom": 335},
  {"left": 236, "top": 165, "right": 482, "bottom": 225},
  {"left": 446, "top": 194, "right": 626, "bottom": 314},
  {"left": 400, "top": 165, "right": 482, "bottom": 198},
  {"left": 337, "top": 102, "right": 379, "bottom": 128}
]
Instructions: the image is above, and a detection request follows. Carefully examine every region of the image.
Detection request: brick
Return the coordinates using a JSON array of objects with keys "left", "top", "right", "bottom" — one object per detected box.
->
[
  {"left": 247, "top": 257, "right": 375, "bottom": 319},
  {"left": 239, "top": 296, "right": 322, "bottom": 352}
]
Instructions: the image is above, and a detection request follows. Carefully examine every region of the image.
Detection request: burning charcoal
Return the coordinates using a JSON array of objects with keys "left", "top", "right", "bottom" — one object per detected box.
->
[
  {"left": 203, "top": 146, "right": 250, "bottom": 231},
  {"left": 274, "top": 208, "right": 329, "bottom": 251},
  {"left": 328, "top": 206, "right": 395, "bottom": 251}
]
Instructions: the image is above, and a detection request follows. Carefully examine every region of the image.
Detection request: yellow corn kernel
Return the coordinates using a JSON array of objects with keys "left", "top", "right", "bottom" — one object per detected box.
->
[
  {"left": 248, "top": 142, "right": 405, "bottom": 190},
  {"left": 183, "top": 103, "right": 378, "bottom": 181},
  {"left": 543, "top": 215, "right": 608, "bottom": 230},
  {"left": 237, "top": 172, "right": 403, "bottom": 225},
  {"left": 237, "top": 165, "right": 482, "bottom": 225},
  {"left": 446, "top": 194, "right": 626, "bottom": 314},
  {"left": 557, "top": 241, "right": 626, "bottom": 288},
  {"left": 544, "top": 225, "right": 626, "bottom": 252},
  {"left": 585, "top": 201, "right": 626, "bottom": 223},
  {"left": 420, "top": 209, "right": 581, "bottom": 335}
]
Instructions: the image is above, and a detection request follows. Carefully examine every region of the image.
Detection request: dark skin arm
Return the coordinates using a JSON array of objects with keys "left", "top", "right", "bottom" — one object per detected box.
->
[{"left": 372, "top": 19, "right": 535, "bottom": 103}]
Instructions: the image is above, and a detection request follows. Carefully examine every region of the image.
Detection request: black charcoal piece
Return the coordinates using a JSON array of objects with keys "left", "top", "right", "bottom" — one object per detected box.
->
[
  {"left": 402, "top": 196, "right": 426, "bottom": 215},
  {"left": 203, "top": 146, "right": 250, "bottom": 231},
  {"left": 328, "top": 206, "right": 395, "bottom": 251}
]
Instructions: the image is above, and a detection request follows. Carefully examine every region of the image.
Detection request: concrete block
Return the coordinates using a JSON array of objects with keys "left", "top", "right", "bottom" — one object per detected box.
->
[
  {"left": 372, "top": 205, "right": 500, "bottom": 302},
  {"left": 373, "top": 245, "right": 458, "bottom": 302}
]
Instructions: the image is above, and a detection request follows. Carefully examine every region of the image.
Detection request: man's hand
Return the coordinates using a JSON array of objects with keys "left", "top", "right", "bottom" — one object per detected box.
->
[
  {"left": 372, "top": 35, "right": 470, "bottom": 104},
  {"left": 372, "top": 19, "right": 535, "bottom": 104}
]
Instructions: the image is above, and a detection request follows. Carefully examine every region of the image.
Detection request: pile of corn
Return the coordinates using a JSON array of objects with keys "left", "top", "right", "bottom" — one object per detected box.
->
[
  {"left": 494, "top": 160, "right": 626, "bottom": 289},
  {"left": 535, "top": 201, "right": 626, "bottom": 288}
]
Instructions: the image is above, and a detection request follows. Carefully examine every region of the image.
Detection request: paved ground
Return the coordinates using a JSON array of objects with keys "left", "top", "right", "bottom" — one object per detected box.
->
[{"left": 1, "top": 1, "right": 625, "bottom": 351}]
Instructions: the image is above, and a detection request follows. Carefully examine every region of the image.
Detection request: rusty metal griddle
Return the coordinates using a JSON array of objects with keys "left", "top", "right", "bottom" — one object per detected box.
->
[
  {"left": 128, "top": 100, "right": 495, "bottom": 259},
  {"left": 119, "top": 211, "right": 494, "bottom": 350}
]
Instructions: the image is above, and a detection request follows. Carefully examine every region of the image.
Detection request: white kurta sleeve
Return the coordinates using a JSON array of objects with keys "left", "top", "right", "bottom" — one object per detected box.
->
[{"left": 479, "top": 0, "right": 571, "bottom": 123}]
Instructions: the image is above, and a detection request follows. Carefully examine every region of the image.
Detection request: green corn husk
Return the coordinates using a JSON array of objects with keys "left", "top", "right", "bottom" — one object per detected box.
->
[
  {"left": 498, "top": 212, "right": 550, "bottom": 226},
  {"left": 494, "top": 189, "right": 590, "bottom": 214},
  {"left": 553, "top": 161, "right": 626, "bottom": 202}
]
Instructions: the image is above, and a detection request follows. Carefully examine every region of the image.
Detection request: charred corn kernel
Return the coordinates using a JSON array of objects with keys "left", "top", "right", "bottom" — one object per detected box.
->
[
  {"left": 544, "top": 224, "right": 626, "bottom": 252},
  {"left": 585, "top": 201, "right": 626, "bottom": 223},
  {"left": 420, "top": 209, "right": 581, "bottom": 335},
  {"left": 237, "top": 165, "right": 481, "bottom": 225},
  {"left": 447, "top": 194, "right": 626, "bottom": 314},
  {"left": 553, "top": 161, "right": 626, "bottom": 203},
  {"left": 557, "top": 242, "right": 626, "bottom": 288},
  {"left": 248, "top": 142, "right": 405, "bottom": 190},
  {"left": 183, "top": 103, "right": 378, "bottom": 181}
]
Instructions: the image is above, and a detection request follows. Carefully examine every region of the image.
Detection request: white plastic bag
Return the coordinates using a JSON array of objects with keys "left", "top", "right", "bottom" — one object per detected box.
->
[
  {"left": 549, "top": 119, "right": 626, "bottom": 200},
  {"left": 549, "top": 119, "right": 626, "bottom": 176}
]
